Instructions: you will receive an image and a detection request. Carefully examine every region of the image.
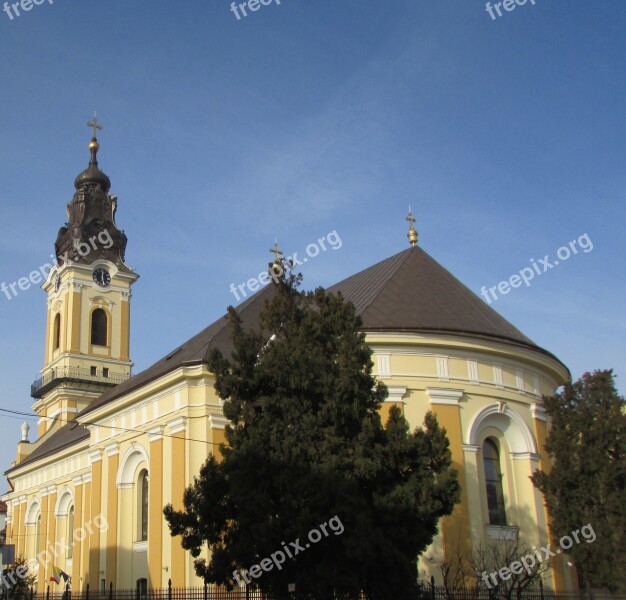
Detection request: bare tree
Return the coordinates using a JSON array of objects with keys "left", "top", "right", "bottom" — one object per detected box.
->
[
  {"left": 439, "top": 544, "right": 478, "bottom": 600},
  {"left": 472, "top": 537, "right": 548, "bottom": 600}
]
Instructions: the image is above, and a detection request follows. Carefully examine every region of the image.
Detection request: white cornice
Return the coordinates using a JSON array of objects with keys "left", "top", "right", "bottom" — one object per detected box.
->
[
  {"left": 167, "top": 417, "right": 187, "bottom": 435},
  {"left": 105, "top": 443, "right": 120, "bottom": 457},
  {"left": 426, "top": 388, "right": 464, "bottom": 405},
  {"left": 89, "top": 450, "right": 103, "bottom": 464},
  {"left": 385, "top": 386, "right": 407, "bottom": 403},
  {"left": 147, "top": 426, "right": 165, "bottom": 443},
  {"left": 510, "top": 452, "right": 541, "bottom": 462},
  {"left": 209, "top": 414, "right": 229, "bottom": 430},
  {"left": 530, "top": 403, "right": 548, "bottom": 421}
]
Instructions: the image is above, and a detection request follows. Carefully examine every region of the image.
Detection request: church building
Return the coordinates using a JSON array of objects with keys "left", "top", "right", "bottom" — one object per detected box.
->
[{"left": 2, "top": 127, "right": 575, "bottom": 594}]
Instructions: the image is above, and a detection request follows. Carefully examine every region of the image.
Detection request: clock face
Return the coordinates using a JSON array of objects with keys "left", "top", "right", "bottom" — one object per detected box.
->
[{"left": 93, "top": 267, "right": 111, "bottom": 288}]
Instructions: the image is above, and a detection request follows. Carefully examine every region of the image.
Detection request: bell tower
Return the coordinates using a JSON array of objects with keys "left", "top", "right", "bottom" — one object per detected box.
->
[{"left": 32, "top": 119, "right": 139, "bottom": 436}]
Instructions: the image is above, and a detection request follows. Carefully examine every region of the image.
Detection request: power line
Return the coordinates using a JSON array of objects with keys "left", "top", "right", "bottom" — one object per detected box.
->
[{"left": 0, "top": 407, "right": 225, "bottom": 447}]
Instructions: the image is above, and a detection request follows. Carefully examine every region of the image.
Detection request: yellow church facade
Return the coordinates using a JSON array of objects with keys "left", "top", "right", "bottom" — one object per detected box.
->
[{"left": 2, "top": 132, "right": 575, "bottom": 594}]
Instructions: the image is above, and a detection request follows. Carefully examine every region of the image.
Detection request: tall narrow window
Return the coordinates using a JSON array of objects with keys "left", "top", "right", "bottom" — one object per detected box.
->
[
  {"left": 138, "top": 470, "right": 149, "bottom": 541},
  {"left": 91, "top": 309, "right": 108, "bottom": 346},
  {"left": 54, "top": 314, "right": 61, "bottom": 350},
  {"left": 483, "top": 438, "right": 507, "bottom": 526},
  {"left": 67, "top": 506, "right": 75, "bottom": 559},
  {"left": 35, "top": 513, "right": 42, "bottom": 554}
]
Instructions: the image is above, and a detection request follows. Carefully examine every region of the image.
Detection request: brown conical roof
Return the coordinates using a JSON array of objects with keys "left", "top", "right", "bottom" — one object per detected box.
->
[{"left": 330, "top": 246, "right": 539, "bottom": 350}]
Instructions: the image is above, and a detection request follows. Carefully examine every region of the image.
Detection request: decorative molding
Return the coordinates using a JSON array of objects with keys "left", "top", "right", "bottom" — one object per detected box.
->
[
  {"left": 426, "top": 388, "right": 464, "bottom": 405},
  {"left": 530, "top": 403, "right": 548, "bottom": 422},
  {"left": 462, "top": 444, "right": 479, "bottom": 453},
  {"left": 510, "top": 452, "right": 541, "bottom": 462},
  {"left": 516, "top": 369, "right": 525, "bottom": 391},
  {"left": 436, "top": 356, "right": 449, "bottom": 382},
  {"left": 493, "top": 366, "right": 504, "bottom": 388},
  {"left": 467, "top": 360, "right": 479, "bottom": 385},
  {"left": 385, "top": 386, "right": 407, "bottom": 404},
  {"left": 376, "top": 354, "right": 392, "bottom": 380},
  {"left": 167, "top": 416, "right": 187, "bottom": 435},
  {"left": 466, "top": 404, "right": 538, "bottom": 454},
  {"left": 147, "top": 426, "right": 164, "bottom": 443},
  {"left": 209, "top": 414, "right": 229, "bottom": 430},
  {"left": 89, "top": 450, "right": 103, "bottom": 464},
  {"left": 105, "top": 443, "right": 120, "bottom": 457}
]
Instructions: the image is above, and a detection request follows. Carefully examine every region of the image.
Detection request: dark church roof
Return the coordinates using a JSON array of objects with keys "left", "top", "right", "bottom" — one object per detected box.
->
[
  {"left": 329, "top": 246, "right": 540, "bottom": 349},
  {"left": 7, "top": 245, "right": 564, "bottom": 474}
]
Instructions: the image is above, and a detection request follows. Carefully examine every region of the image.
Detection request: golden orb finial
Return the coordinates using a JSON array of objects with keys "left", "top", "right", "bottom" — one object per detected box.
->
[{"left": 406, "top": 207, "right": 418, "bottom": 247}]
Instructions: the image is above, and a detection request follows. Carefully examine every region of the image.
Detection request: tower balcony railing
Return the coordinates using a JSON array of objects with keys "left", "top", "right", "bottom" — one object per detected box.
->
[{"left": 31, "top": 365, "right": 128, "bottom": 399}]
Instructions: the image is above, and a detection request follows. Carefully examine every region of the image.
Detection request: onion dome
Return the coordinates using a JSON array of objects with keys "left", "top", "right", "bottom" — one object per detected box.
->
[{"left": 74, "top": 117, "right": 111, "bottom": 192}]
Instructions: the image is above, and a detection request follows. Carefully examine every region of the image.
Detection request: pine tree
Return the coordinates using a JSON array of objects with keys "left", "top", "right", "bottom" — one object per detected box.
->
[
  {"left": 531, "top": 370, "right": 626, "bottom": 592},
  {"left": 164, "top": 271, "right": 460, "bottom": 600}
]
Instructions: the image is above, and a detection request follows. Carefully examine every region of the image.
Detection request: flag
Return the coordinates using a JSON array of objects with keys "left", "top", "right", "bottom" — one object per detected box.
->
[
  {"left": 50, "top": 566, "right": 61, "bottom": 585},
  {"left": 50, "top": 566, "right": 70, "bottom": 585}
]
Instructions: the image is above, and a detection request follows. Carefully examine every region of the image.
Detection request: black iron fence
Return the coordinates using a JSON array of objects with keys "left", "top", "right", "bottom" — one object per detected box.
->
[{"left": 16, "top": 579, "right": 626, "bottom": 600}]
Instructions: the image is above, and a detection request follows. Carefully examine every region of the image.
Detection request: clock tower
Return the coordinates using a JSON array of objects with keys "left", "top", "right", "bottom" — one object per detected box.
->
[{"left": 32, "top": 119, "right": 139, "bottom": 437}]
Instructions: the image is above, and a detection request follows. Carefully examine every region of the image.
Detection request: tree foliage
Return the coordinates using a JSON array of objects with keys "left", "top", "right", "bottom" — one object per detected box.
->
[
  {"left": 0, "top": 556, "right": 37, "bottom": 600},
  {"left": 164, "top": 272, "right": 460, "bottom": 600},
  {"left": 531, "top": 370, "right": 626, "bottom": 592}
]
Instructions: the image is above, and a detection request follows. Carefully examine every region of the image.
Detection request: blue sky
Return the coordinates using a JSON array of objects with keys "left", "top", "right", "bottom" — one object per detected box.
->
[{"left": 0, "top": 0, "right": 624, "bottom": 476}]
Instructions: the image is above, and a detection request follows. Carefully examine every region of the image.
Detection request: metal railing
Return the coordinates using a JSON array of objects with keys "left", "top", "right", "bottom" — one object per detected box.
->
[
  {"left": 17, "top": 579, "right": 626, "bottom": 600},
  {"left": 31, "top": 366, "right": 127, "bottom": 398}
]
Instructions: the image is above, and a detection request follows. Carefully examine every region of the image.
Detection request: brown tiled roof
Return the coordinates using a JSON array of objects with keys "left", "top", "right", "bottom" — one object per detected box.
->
[
  {"left": 329, "top": 246, "right": 544, "bottom": 350},
  {"left": 7, "top": 246, "right": 565, "bottom": 473},
  {"left": 0, "top": 501, "right": 7, "bottom": 512}
]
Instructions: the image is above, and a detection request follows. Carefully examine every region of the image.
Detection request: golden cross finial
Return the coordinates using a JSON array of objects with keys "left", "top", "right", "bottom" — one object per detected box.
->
[
  {"left": 406, "top": 207, "right": 418, "bottom": 247},
  {"left": 87, "top": 114, "right": 103, "bottom": 139},
  {"left": 269, "top": 239, "right": 283, "bottom": 264}
]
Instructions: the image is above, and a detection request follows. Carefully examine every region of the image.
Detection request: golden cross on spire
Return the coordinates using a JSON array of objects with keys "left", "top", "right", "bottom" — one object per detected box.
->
[
  {"left": 406, "top": 207, "right": 418, "bottom": 247},
  {"left": 87, "top": 114, "right": 103, "bottom": 139},
  {"left": 269, "top": 239, "right": 284, "bottom": 264}
]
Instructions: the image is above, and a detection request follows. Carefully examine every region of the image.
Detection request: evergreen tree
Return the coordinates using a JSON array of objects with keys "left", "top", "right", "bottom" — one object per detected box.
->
[
  {"left": 531, "top": 370, "right": 626, "bottom": 592},
  {"left": 165, "top": 271, "right": 460, "bottom": 600}
]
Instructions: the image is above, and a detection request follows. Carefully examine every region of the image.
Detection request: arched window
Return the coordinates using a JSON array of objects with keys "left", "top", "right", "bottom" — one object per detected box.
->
[
  {"left": 54, "top": 314, "right": 61, "bottom": 350},
  {"left": 483, "top": 438, "right": 507, "bottom": 526},
  {"left": 67, "top": 505, "right": 75, "bottom": 559},
  {"left": 138, "top": 470, "right": 149, "bottom": 542},
  {"left": 91, "top": 309, "right": 108, "bottom": 346}
]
